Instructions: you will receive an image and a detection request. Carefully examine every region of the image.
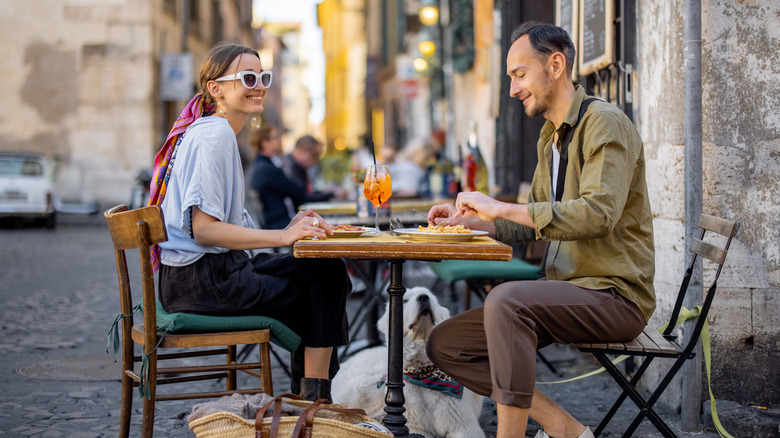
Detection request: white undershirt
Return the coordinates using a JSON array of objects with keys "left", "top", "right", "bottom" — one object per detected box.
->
[{"left": 552, "top": 134, "right": 561, "bottom": 200}]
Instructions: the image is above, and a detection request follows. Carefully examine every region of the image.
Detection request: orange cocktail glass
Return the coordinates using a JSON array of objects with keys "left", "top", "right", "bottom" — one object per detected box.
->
[{"left": 363, "top": 164, "right": 392, "bottom": 233}]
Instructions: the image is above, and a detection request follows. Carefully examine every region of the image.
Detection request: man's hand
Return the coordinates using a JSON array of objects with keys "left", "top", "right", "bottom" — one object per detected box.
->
[
  {"left": 426, "top": 202, "right": 496, "bottom": 234},
  {"left": 455, "top": 191, "right": 504, "bottom": 222}
]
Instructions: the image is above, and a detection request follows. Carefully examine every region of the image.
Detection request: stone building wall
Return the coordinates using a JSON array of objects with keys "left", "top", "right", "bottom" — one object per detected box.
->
[
  {"left": 0, "top": 0, "right": 254, "bottom": 206},
  {"left": 639, "top": 0, "right": 780, "bottom": 407}
]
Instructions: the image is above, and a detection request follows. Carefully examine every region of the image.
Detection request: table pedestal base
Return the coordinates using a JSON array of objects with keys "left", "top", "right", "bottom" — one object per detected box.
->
[{"left": 381, "top": 260, "right": 424, "bottom": 438}]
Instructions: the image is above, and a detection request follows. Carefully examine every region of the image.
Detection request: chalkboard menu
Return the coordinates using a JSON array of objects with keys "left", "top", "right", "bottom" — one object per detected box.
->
[
  {"left": 579, "top": 0, "right": 614, "bottom": 75},
  {"left": 556, "top": 0, "right": 579, "bottom": 79}
]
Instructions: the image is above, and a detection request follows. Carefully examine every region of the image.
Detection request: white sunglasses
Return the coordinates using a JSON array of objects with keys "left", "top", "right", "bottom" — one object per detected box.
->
[{"left": 215, "top": 70, "right": 273, "bottom": 89}]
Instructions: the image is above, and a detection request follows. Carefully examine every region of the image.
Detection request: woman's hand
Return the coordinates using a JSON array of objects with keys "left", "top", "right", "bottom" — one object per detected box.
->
[{"left": 281, "top": 208, "right": 332, "bottom": 245}]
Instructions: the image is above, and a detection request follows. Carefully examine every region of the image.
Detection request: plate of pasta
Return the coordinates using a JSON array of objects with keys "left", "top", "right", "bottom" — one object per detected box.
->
[
  {"left": 331, "top": 224, "right": 373, "bottom": 237},
  {"left": 393, "top": 225, "right": 489, "bottom": 242}
]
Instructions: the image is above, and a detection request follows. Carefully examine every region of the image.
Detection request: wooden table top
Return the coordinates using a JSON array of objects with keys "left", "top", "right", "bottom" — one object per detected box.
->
[{"left": 293, "top": 232, "right": 513, "bottom": 262}]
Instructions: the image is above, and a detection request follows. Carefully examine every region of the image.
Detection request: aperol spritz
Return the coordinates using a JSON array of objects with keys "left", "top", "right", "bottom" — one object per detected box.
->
[{"left": 363, "top": 164, "right": 392, "bottom": 233}]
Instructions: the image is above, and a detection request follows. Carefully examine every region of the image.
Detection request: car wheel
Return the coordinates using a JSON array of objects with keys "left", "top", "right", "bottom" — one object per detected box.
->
[{"left": 43, "top": 213, "right": 56, "bottom": 229}]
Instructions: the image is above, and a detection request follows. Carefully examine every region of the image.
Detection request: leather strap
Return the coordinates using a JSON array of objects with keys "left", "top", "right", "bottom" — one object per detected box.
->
[
  {"left": 290, "top": 400, "right": 369, "bottom": 438},
  {"left": 554, "top": 97, "right": 598, "bottom": 202},
  {"left": 255, "top": 393, "right": 306, "bottom": 438}
]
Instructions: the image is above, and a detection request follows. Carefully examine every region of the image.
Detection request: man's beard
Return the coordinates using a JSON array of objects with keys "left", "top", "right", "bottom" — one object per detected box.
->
[{"left": 523, "top": 72, "right": 555, "bottom": 117}]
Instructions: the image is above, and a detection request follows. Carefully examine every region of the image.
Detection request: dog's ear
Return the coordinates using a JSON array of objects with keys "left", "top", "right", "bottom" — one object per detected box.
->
[
  {"left": 434, "top": 300, "right": 451, "bottom": 323},
  {"left": 377, "top": 301, "right": 390, "bottom": 340}
]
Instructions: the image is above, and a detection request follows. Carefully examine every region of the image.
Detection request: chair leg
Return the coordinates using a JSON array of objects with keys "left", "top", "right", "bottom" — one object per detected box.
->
[
  {"left": 141, "top": 353, "right": 157, "bottom": 438},
  {"left": 259, "top": 342, "right": 274, "bottom": 395},
  {"left": 594, "top": 355, "right": 656, "bottom": 436},
  {"left": 593, "top": 353, "right": 680, "bottom": 438},
  {"left": 119, "top": 372, "right": 133, "bottom": 438},
  {"left": 226, "top": 345, "right": 237, "bottom": 391}
]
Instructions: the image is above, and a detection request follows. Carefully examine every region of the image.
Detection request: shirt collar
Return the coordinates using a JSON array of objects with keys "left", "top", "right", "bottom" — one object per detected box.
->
[{"left": 540, "top": 84, "right": 589, "bottom": 139}]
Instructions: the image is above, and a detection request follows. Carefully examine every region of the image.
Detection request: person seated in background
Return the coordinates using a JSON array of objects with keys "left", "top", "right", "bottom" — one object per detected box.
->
[
  {"left": 282, "top": 135, "right": 346, "bottom": 207},
  {"left": 249, "top": 125, "right": 306, "bottom": 229},
  {"left": 384, "top": 140, "right": 428, "bottom": 197}
]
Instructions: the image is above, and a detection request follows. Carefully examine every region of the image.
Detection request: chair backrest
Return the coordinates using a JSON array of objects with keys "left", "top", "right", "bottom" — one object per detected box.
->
[
  {"left": 104, "top": 205, "right": 168, "bottom": 334},
  {"left": 664, "top": 214, "right": 738, "bottom": 352}
]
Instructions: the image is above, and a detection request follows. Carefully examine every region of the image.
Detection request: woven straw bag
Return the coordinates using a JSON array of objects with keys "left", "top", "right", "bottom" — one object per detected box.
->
[{"left": 189, "top": 394, "right": 392, "bottom": 438}]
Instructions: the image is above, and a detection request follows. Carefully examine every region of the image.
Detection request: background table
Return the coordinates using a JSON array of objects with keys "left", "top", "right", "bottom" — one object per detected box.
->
[{"left": 294, "top": 233, "right": 512, "bottom": 437}]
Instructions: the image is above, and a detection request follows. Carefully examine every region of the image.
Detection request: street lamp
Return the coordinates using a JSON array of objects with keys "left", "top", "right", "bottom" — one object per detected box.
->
[
  {"left": 413, "top": 57, "right": 429, "bottom": 72},
  {"left": 418, "top": 40, "right": 436, "bottom": 58},
  {"left": 419, "top": 5, "right": 439, "bottom": 26}
]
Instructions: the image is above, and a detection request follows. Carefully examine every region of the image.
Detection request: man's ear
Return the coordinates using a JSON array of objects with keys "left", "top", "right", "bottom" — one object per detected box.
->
[{"left": 550, "top": 52, "right": 566, "bottom": 80}]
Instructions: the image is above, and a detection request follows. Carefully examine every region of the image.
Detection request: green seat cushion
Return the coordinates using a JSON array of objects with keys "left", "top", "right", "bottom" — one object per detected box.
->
[
  {"left": 143, "top": 300, "right": 301, "bottom": 353},
  {"left": 430, "top": 258, "right": 543, "bottom": 283}
]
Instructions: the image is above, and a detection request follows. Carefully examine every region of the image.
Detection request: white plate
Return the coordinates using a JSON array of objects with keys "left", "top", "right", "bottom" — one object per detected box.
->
[
  {"left": 331, "top": 227, "right": 374, "bottom": 238},
  {"left": 393, "top": 228, "right": 489, "bottom": 242}
]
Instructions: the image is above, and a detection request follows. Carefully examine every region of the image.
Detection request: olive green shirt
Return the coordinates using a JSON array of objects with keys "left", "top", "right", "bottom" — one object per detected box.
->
[{"left": 495, "top": 86, "right": 656, "bottom": 322}]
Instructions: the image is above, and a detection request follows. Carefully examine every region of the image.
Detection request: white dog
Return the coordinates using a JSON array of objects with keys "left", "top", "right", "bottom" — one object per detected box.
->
[{"left": 332, "top": 287, "right": 485, "bottom": 438}]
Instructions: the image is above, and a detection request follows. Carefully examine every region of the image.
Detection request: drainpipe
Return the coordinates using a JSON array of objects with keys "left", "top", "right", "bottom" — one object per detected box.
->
[{"left": 682, "top": 0, "right": 703, "bottom": 431}]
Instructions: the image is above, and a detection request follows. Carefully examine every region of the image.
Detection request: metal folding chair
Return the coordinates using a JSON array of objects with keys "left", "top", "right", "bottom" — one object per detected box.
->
[{"left": 576, "top": 214, "right": 738, "bottom": 437}]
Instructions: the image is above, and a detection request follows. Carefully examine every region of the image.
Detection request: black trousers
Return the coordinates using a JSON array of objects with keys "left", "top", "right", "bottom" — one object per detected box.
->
[{"left": 160, "top": 250, "right": 351, "bottom": 389}]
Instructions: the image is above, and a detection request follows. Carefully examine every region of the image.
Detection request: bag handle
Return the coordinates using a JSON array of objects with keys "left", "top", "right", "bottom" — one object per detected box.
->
[
  {"left": 290, "top": 400, "right": 369, "bottom": 438},
  {"left": 254, "top": 393, "right": 306, "bottom": 438}
]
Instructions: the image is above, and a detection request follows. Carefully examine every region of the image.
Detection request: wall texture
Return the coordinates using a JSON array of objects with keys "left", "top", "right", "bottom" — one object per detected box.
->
[
  {"left": 0, "top": 0, "right": 254, "bottom": 205},
  {"left": 640, "top": 0, "right": 780, "bottom": 408},
  {"left": 0, "top": 1, "right": 156, "bottom": 204}
]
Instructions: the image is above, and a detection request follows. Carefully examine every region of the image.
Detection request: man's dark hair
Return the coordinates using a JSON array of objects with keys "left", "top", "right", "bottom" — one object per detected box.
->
[
  {"left": 510, "top": 22, "right": 575, "bottom": 77},
  {"left": 294, "top": 135, "right": 322, "bottom": 153}
]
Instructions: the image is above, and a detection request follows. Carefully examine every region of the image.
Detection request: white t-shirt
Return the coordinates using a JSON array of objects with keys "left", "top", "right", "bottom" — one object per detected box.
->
[{"left": 159, "top": 116, "right": 254, "bottom": 266}]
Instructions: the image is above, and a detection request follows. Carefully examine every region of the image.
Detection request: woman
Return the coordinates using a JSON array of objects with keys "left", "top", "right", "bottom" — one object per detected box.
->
[{"left": 150, "top": 42, "right": 350, "bottom": 402}]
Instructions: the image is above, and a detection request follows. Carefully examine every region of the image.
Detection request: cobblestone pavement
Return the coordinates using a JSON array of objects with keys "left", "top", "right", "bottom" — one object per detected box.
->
[{"left": 0, "top": 215, "right": 726, "bottom": 437}]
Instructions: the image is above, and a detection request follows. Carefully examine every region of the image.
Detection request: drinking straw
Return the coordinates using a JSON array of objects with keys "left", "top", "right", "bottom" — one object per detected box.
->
[{"left": 369, "top": 141, "right": 378, "bottom": 166}]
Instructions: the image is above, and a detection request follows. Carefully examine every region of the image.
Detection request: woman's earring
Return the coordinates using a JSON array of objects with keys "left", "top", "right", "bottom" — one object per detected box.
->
[
  {"left": 217, "top": 101, "right": 225, "bottom": 116},
  {"left": 251, "top": 115, "right": 260, "bottom": 129}
]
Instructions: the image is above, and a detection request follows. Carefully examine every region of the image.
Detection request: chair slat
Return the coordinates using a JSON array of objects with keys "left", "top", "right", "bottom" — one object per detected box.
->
[
  {"left": 690, "top": 239, "right": 728, "bottom": 265},
  {"left": 633, "top": 330, "right": 663, "bottom": 353},
  {"left": 643, "top": 329, "right": 679, "bottom": 355},
  {"left": 621, "top": 338, "right": 645, "bottom": 352},
  {"left": 698, "top": 214, "right": 737, "bottom": 238}
]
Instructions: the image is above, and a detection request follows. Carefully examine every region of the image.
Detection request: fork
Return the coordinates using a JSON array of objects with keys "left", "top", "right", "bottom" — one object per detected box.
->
[
  {"left": 389, "top": 218, "right": 405, "bottom": 236},
  {"left": 412, "top": 208, "right": 451, "bottom": 227}
]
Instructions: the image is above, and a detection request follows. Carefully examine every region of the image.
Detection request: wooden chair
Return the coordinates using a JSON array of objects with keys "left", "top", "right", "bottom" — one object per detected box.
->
[
  {"left": 105, "top": 205, "right": 286, "bottom": 437},
  {"left": 576, "top": 214, "right": 738, "bottom": 437}
]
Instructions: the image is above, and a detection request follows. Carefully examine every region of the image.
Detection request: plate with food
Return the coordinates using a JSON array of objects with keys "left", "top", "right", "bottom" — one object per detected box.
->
[
  {"left": 393, "top": 225, "right": 489, "bottom": 242},
  {"left": 331, "top": 224, "right": 373, "bottom": 238}
]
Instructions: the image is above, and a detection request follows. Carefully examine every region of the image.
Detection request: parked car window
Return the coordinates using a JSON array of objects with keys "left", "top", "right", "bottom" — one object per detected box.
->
[{"left": 0, "top": 159, "right": 44, "bottom": 177}]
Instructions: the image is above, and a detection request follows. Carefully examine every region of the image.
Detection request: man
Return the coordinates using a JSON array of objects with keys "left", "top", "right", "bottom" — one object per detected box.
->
[
  {"left": 425, "top": 22, "right": 655, "bottom": 438},
  {"left": 282, "top": 135, "right": 345, "bottom": 207},
  {"left": 249, "top": 126, "right": 306, "bottom": 229}
]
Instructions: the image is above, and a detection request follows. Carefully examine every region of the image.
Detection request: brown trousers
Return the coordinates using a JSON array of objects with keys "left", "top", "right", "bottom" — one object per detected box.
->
[{"left": 425, "top": 280, "right": 646, "bottom": 408}]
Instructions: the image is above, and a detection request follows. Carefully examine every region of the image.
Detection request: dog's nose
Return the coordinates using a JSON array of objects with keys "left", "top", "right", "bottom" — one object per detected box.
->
[{"left": 417, "top": 294, "right": 429, "bottom": 303}]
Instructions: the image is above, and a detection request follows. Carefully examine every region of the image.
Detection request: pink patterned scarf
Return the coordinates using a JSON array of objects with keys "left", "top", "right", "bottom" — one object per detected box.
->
[{"left": 148, "top": 94, "right": 210, "bottom": 272}]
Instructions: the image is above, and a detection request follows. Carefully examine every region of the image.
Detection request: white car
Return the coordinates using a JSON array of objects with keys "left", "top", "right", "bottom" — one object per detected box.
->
[{"left": 0, "top": 152, "right": 57, "bottom": 227}]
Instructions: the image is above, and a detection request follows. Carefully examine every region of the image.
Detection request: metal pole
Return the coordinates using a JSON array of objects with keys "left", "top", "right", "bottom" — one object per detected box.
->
[
  {"left": 179, "top": 0, "right": 189, "bottom": 52},
  {"left": 440, "top": 0, "right": 456, "bottom": 160},
  {"left": 682, "top": 0, "right": 703, "bottom": 431}
]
